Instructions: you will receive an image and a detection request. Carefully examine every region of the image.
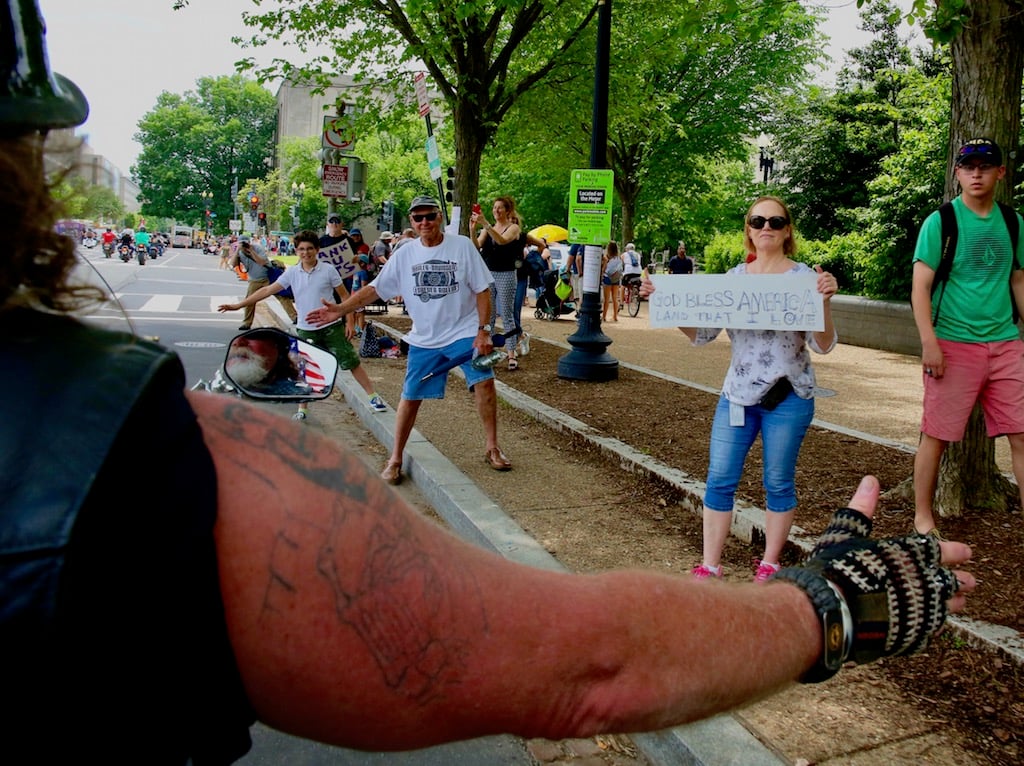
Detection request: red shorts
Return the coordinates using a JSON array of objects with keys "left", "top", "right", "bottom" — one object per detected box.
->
[{"left": 921, "top": 339, "right": 1024, "bottom": 441}]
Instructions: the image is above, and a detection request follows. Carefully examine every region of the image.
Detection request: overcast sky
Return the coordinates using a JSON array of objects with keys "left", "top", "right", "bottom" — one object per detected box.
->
[{"left": 44, "top": 0, "right": 918, "bottom": 175}]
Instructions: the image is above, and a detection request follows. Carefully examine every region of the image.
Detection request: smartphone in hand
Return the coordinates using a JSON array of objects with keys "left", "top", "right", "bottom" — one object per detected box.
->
[{"left": 472, "top": 203, "right": 482, "bottom": 216}]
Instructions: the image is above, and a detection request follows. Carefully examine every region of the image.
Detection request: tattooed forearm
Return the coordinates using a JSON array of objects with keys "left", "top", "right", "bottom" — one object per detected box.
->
[{"left": 204, "top": 398, "right": 490, "bottom": 703}]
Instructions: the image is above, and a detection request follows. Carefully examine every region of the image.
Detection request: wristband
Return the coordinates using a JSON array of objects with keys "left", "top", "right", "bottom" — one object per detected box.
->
[{"left": 772, "top": 567, "right": 852, "bottom": 683}]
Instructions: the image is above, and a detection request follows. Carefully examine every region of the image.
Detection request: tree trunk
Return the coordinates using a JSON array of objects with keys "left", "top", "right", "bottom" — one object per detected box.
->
[
  {"left": 936, "top": 0, "right": 1024, "bottom": 517},
  {"left": 451, "top": 98, "right": 490, "bottom": 237}
]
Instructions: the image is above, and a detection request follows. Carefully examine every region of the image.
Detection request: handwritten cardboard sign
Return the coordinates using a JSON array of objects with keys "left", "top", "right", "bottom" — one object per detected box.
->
[
  {"left": 648, "top": 273, "right": 823, "bottom": 331},
  {"left": 317, "top": 239, "right": 356, "bottom": 278}
]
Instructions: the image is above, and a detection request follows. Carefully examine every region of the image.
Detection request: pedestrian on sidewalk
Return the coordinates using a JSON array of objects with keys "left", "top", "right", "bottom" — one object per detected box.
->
[
  {"left": 472, "top": 196, "right": 525, "bottom": 371},
  {"left": 219, "top": 230, "right": 387, "bottom": 419},
  {"left": 910, "top": 137, "right": 1024, "bottom": 538},
  {"left": 601, "top": 240, "right": 623, "bottom": 322},
  {"left": 642, "top": 195, "right": 839, "bottom": 582},
  {"left": 308, "top": 195, "right": 513, "bottom": 483},
  {"left": 228, "top": 236, "right": 297, "bottom": 327}
]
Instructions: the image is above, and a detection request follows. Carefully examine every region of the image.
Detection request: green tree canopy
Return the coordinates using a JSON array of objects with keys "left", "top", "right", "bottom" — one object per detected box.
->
[{"left": 133, "top": 74, "right": 276, "bottom": 229}]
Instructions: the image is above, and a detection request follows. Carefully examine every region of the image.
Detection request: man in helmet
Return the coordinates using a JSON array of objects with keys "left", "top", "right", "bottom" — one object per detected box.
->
[{"left": 134, "top": 224, "right": 151, "bottom": 258}]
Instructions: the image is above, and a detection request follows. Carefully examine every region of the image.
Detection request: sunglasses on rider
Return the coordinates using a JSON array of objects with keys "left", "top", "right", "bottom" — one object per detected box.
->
[
  {"left": 748, "top": 215, "right": 789, "bottom": 230},
  {"left": 411, "top": 211, "right": 439, "bottom": 223}
]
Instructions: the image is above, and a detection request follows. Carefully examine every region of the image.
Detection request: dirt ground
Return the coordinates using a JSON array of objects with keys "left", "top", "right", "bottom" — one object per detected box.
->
[{"left": 323, "top": 310, "right": 1023, "bottom": 764}]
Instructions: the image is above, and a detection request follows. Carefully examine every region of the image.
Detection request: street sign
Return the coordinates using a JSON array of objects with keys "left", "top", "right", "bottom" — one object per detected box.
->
[
  {"left": 229, "top": 219, "right": 242, "bottom": 231},
  {"left": 322, "top": 115, "right": 355, "bottom": 151},
  {"left": 322, "top": 164, "right": 349, "bottom": 198},
  {"left": 425, "top": 135, "right": 441, "bottom": 180},
  {"left": 568, "top": 168, "right": 614, "bottom": 246},
  {"left": 414, "top": 72, "right": 430, "bottom": 117}
]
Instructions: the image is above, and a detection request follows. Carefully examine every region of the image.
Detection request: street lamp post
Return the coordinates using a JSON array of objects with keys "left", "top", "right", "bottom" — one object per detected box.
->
[
  {"left": 758, "top": 146, "right": 774, "bottom": 184},
  {"left": 290, "top": 181, "right": 306, "bottom": 231},
  {"left": 556, "top": 0, "right": 618, "bottom": 382}
]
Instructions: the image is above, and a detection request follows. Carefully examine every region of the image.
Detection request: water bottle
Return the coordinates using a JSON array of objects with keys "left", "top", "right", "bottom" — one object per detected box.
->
[
  {"left": 471, "top": 333, "right": 508, "bottom": 370},
  {"left": 471, "top": 349, "right": 508, "bottom": 370}
]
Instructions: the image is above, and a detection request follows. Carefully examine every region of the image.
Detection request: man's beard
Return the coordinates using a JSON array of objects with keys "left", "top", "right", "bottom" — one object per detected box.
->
[{"left": 226, "top": 351, "right": 272, "bottom": 387}]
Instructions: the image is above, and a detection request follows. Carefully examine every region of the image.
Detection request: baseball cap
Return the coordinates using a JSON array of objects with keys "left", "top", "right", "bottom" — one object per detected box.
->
[
  {"left": 956, "top": 138, "right": 1002, "bottom": 166},
  {"left": 408, "top": 195, "right": 441, "bottom": 212},
  {"left": 327, "top": 214, "right": 342, "bottom": 224},
  {"left": 239, "top": 235, "right": 251, "bottom": 243},
  {"left": 349, "top": 228, "right": 362, "bottom": 236}
]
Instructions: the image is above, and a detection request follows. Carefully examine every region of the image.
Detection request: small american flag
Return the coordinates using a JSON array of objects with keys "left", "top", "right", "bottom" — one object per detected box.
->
[{"left": 301, "top": 350, "right": 327, "bottom": 392}]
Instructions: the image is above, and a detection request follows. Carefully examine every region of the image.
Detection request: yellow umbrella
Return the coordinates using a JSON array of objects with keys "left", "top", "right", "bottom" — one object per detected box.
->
[{"left": 528, "top": 223, "right": 569, "bottom": 243}]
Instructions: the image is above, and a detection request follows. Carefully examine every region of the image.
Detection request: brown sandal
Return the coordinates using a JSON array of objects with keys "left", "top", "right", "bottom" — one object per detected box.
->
[{"left": 380, "top": 461, "right": 403, "bottom": 485}]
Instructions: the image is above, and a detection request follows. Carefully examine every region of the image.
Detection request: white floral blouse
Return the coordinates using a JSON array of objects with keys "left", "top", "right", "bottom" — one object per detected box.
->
[{"left": 692, "top": 262, "right": 837, "bottom": 406}]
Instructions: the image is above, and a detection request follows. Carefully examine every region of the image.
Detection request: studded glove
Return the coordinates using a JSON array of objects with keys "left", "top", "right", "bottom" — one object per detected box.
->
[{"left": 773, "top": 507, "right": 961, "bottom": 683}]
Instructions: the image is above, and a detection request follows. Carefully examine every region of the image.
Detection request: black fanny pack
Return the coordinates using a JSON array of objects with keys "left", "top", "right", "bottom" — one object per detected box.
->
[{"left": 759, "top": 378, "right": 793, "bottom": 410}]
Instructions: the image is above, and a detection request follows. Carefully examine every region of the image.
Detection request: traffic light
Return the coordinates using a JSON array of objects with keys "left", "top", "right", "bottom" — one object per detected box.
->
[
  {"left": 250, "top": 195, "right": 260, "bottom": 211},
  {"left": 445, "top": 166, "right": 455, "bottom": 203},
  {"left": 257, "top": 211, "right": 267, "bottom": 226}
]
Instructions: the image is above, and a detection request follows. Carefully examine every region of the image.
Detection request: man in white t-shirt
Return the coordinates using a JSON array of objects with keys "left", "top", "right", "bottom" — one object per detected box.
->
[{"left": 307, "top": 195, "right": 512, "bottom": 484}]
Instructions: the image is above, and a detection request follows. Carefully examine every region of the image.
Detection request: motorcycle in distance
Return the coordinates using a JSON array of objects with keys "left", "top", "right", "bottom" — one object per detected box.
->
[
  {"left": 102, "top": 241, "right": 115, "bottom": 259},
  {"left": 118, "top": 243, "right": 133, "bottom": 263},
  {"left": 82, "top": 235, "right": 97, "bottom": 249},
  {"left": 191, "top": 327, "right": 339, "bottom": 404}
]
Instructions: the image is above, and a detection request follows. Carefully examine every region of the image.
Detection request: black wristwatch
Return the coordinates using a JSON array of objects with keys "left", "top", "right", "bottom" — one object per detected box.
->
[
  {"left": 772, "top": 567, "right": 853, "bottom": 683},
  {"left": 478, "top": 324, "right": 492, "bottom": 333}
]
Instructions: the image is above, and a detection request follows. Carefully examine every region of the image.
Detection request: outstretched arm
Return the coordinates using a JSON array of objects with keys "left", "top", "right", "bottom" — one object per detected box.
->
[
  {"left": 306, "top": 285, "right": 380, "bottom": 326},
  {"left": 187, "top": 394, "right": 974, "bottom": 751},
  {"left": 218, "top": 281, "right": 283, "bottom": 313}
]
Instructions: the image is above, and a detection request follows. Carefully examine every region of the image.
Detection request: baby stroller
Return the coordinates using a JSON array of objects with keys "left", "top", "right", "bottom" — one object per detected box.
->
[{"left": 533, "top": 269, "right": 576, "bottom": 320}]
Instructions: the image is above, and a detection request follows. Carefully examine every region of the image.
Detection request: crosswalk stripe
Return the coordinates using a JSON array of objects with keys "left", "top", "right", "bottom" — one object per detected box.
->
[
  {"left": 109, "top": 293, "right": 247, "bottom": 314},
  {"left": 139, "top": 294, "right": 181, "bottom": 312}
]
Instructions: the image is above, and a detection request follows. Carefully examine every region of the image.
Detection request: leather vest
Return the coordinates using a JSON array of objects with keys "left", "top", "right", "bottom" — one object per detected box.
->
[{"left": 0, "top": 309, "right": 174, "bottom": 638}]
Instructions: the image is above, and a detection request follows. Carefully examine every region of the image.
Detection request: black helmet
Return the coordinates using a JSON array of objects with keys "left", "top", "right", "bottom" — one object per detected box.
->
[{"left": 0, "top": 0, "right": 89, "bottom": 134}]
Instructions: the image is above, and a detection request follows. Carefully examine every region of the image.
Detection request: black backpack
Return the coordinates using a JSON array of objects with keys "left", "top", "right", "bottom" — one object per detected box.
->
[{"left": 930, "top": 201, "right": 1020, "bottom": 326}]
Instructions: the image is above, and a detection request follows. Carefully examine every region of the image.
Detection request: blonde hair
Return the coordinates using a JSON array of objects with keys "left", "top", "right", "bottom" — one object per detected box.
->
[{"left": 742, "top": 195, "right": 797, "bottom": 257}]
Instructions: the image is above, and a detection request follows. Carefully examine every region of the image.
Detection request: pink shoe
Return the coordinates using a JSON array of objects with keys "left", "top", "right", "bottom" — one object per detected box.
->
[
  {"left": 754, "top": 560, "right": 780, "bottom": 583},
  {"left": 691, "top": 564, "right": 722, "bottom": 580}
]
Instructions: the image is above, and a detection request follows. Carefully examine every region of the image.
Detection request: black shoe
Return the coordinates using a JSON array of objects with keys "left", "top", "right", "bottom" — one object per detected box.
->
[{"left": 238, "top": 324, "right": 251, "bottom": 330}]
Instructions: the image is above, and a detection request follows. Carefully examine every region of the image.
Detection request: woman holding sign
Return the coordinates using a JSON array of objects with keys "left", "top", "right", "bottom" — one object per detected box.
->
[{"left": 642, "top": 196, "right": 838, "bottom": 582}]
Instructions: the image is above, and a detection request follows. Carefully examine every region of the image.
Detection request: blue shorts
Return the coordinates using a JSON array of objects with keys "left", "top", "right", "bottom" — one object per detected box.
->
[{"left": 402, "top": 337, "right": 494, "bottom": 400}]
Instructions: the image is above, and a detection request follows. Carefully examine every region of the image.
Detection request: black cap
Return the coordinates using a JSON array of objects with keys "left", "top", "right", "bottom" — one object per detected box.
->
[
  {"left": 0, "top": 1, "right": 89, "bottom": 133},
  {"left": 327, "top": 214, "right": 342, "bottom": 224},
  {"left": 956, "top": 138, "right": 1002, "bottom": 166},
  {"left": 408, "top": 195, "right": 441, "bottom": 212}
]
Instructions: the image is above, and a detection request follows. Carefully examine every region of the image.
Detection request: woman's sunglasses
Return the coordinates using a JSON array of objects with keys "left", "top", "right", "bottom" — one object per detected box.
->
[
  {"left": 748, "top": 215, "right": 789, "bottom": 230},
  {"left": 411, "top": 212, "right": 439, "bottom": 223}
]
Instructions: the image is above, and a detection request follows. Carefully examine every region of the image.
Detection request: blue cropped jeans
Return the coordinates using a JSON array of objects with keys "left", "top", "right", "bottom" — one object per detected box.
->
[{"left": 703, "top": 392, "right": 814, "bottom": 514}]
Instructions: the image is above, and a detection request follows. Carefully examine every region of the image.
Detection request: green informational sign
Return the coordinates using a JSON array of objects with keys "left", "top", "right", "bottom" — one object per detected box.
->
[{"left": 568, "top": 168, "right": 614, "bottom": 245}]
